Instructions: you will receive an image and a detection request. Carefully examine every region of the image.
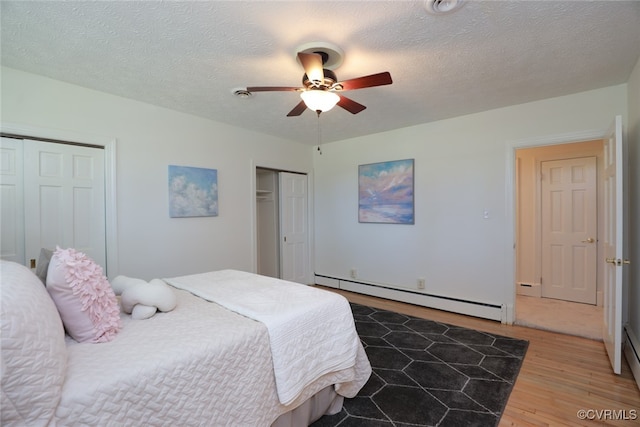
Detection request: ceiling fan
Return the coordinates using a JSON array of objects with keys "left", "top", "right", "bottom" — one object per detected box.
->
[{"left": 246, "top": 51, "right": 393, "bottom": 117}]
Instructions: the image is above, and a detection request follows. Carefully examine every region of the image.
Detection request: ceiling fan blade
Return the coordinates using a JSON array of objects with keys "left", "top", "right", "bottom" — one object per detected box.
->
[
  {"left": 338, "top": 72, "right": 393, "bottom": 91},
  {"left": 337, "top": 95, "right": 367, "bottom": 114},
  {"left": 297, "top": 52, "right": 324, "bottom": 85},
  {"left": 286, "top": 100, "right": 308, "bottom": 117},
  {"left": 246, "top": 86, "right": 300, "bottom": 92}
]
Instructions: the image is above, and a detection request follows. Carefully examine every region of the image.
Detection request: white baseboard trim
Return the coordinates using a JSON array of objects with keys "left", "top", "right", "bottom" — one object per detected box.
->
[
  {"left": 314, "top": 275, "right": 339, "bottom": 289},
  {"left": 624, "top": 326, "right": 640, "bottom": 390},
  {"left": 314, "top": 274, "right": 502, "bottom": 322}
]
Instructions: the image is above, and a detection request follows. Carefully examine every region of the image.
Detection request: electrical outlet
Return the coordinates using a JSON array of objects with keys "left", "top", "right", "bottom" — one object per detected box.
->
[
  {"left": 350, "top": 269, "right": 358, "bottom": 279},
  {"left": 418, "top": 278, "right": 425, "bottom": 289}
]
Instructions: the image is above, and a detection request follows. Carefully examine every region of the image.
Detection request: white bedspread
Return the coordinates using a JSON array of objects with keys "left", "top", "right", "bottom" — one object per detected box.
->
[
  {"left": 2, "top": 262, "right": 370, "bottom": 427},
  {"left": 165, "top": 270, "right": 363, "bottom": 405},
  {"left": 57, "top": 288, "right": 370, "bottom": 426}
]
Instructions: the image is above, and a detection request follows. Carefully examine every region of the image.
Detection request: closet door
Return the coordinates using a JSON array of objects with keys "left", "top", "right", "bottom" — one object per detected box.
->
[
  {"left": 0, "top": 137, "right": 25, "bottom": 264},
  {"left": 23, "top": 140, "right": 106, "bottom": 269},
  {"left": 279, "top": 172, "right": 308, "bottom": 284}
]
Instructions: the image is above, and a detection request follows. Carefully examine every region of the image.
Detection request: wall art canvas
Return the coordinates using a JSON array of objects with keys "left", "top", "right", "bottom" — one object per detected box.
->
[
  {"left": 168, "top": 165, "right": 218, "bottom": 218},
  {"left": 358, "top": 159, "right": 414, "bottom": 224}
]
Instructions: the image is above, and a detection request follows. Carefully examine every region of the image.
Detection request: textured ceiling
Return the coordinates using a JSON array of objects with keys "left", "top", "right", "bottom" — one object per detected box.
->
[{"left": 2, "top": 1, "right": 639, "bottom": 145}]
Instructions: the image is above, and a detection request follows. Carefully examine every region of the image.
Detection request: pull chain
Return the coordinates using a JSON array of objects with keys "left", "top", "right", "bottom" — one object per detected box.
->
[{"left": 316, "top": 110, "right": 322, "bottom": 154}]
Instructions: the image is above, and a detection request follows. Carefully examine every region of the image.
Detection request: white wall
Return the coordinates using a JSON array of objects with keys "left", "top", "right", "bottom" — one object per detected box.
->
[
  {"left": 2, "top": 64, "right": 634, "bottom": 321},
  {"left": 1, "top": 67, "right": 313, "bottom": 280},
  {"left": 314, "top": 85, "right": 627, "bottom": 310}
]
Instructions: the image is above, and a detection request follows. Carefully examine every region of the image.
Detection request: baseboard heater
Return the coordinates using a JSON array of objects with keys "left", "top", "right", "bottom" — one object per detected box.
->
[
  {"left": 624, "top": 326, "right": 640, "bottom": 390},
  {"left": 314, "top": 274, "right": 503, "bottom": 322}
]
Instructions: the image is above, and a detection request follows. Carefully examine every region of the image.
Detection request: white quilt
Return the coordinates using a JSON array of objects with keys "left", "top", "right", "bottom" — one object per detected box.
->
[
  {"left": 165, "top": 270, "right": 364, "bottom": 405},
  {"left": 56, "top": 288, "right": 370, "bottom": 426}
]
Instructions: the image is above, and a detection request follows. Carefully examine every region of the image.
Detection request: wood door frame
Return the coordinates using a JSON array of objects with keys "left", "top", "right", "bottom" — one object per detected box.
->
[
  {"left": 0, "top": 122, "right": 119, "bottom": 277},
  {"left": 505, "top": 128, "right": 607, "bottom": 324}
]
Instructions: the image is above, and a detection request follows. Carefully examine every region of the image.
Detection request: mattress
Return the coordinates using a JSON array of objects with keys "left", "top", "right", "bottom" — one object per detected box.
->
[{"left": 55, "top": 287, "right": 370, "bottom": 426}]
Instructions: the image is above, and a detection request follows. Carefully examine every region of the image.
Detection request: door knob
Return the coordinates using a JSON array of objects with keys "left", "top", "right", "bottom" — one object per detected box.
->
[
  {"left": 605, "top": 258, "right": 618, "bottom": 265},
  {"left": 581, "top": 237, "right": 595, "bottom": 243}
]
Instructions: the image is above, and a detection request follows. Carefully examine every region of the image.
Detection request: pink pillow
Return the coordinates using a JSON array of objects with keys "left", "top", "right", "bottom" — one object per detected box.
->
[{"left": 46, "top": 247, "right": 121, "bottom": 343}]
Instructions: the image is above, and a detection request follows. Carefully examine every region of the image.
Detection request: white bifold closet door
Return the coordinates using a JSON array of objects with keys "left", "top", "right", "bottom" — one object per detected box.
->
[
  {"left": 279, "top": 172, "right": 308, "bottom": 284},
  {"left": 0, "top": 137, "right": 106, "bottom": 271},
  {"left": 0, "top": 137, "right": 25, "bottom": 264}
]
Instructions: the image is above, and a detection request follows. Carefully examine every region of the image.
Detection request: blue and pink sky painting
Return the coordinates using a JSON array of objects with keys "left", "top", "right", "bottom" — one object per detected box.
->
[
  {"left": 168, "top": 165, "right": 218, "bottom": 217},
  {"left": 358, "top": 159, "right": 414, "bottom": 224}
]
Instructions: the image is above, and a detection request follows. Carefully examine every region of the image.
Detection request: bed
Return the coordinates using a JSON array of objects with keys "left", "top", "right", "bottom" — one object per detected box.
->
[{"left": 0, "top": 260, "right": 371, "bottom": 426}]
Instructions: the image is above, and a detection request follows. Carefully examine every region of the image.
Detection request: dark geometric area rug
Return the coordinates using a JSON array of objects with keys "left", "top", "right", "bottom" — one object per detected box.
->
[{"left": 312, "top": 303, "right": 528, "bottom": 427}]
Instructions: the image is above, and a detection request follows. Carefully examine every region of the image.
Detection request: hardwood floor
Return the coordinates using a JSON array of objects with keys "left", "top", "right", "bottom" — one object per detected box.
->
[{"left": 322, "top": 287, "right": 640, "bottom": 427}]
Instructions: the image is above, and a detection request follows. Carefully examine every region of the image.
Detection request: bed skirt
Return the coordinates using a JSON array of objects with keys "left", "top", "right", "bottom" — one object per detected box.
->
[{"left": 271, "top": 386, "right": 343, "bottom": 427}]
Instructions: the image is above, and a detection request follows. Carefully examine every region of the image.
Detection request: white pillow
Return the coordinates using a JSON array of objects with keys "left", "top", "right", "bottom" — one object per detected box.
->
[
  {"left": 131, "top": 304, "right": 158, "bottom": 320},
  {"left": 110, "top": 275, "right": 147, "bottom": 296},
  {"left": 1, "top": 260, "right": 67, "bottom": 425},
  {"left": 120, "top": 278, "right": 177, "bottom": 318}
]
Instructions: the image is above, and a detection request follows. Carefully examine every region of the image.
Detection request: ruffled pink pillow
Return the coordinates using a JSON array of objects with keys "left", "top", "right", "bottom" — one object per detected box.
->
[{"left": 46, "top": 247, "right": 121, "bottom": 343}]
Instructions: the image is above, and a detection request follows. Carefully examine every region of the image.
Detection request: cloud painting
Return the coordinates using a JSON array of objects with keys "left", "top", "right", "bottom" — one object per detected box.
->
[
  {"left": 168, "top": 165, "right": 218, "bottom": 217},
  {"left": 359, "top": 159, "right": 414, "bottom": 224}
]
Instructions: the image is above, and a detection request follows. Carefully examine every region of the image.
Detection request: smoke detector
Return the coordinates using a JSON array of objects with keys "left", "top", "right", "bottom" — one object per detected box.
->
[
  {"left": 424, "top": 0, "right": 466, "bottom": 14},
  {"left": 231, "top": 87, "right": 253, "bottom": 99}
]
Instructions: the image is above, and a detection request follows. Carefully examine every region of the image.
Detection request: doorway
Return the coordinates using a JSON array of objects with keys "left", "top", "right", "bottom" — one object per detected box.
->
[
  {"left": 515, "top": 139, "right": 604, "bottom": 338},
  {"left": 255, "top": 167, "right": 309, "bottom": 284},
  {"left": 256, "top": 168, "right": 280, "bottom": 278}
]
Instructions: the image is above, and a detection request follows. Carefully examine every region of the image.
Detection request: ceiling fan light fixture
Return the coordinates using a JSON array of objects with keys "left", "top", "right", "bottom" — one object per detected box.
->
[{"left": 300, "top": 90, "right": 340, "bottom": 113}]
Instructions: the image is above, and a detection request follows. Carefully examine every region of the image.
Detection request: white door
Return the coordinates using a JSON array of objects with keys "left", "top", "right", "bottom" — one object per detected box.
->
[
  {"left": 23, "top": 139, "right": 106, "bottom": 270},
  {"left": 540, "top": 157, "right": 597, "bottom": 304},
  {"left": 603, "top": 116, "right": 625, "bottom": 374},
  {"left": 0, "top": 137, "right": 25, "bottom": 264},
  {"left": 279, "top": 172, "right": 308, "bottom": 284}
]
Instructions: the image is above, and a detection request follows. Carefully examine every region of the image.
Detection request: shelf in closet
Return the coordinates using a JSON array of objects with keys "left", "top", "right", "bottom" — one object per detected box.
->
[{"left": 256, "top": 189, "right": 273, "bottom": 201}]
